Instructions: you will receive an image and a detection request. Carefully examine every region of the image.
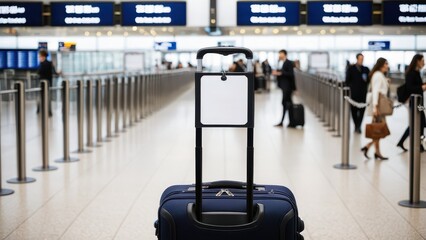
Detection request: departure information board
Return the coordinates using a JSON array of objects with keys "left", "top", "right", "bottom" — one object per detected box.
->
[
  {"left": 307, "top": 1, "right": 373, "bottom": 25},
  {"left": 383, "top": 1, "right": 426, "bottom": 25},
  {"left": 121, "top": 2, "right": 186, "bottom": 26},
  {"left": 50, "top": 2, "right": 114, "bottom": 26},
  {"left": 237, "top": 1, "right": 300, "bottom": 26},
  {"left": 0, "top": 49, "right": 38, "bottom": 70},
  {"left": 0, "top": 2, "right": 43, "bottom": 26}
]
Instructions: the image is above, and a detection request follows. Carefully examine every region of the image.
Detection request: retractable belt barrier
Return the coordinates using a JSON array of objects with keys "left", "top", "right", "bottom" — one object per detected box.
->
[{"left": 0, "top": 69, "right": 194, "bottom": 196}]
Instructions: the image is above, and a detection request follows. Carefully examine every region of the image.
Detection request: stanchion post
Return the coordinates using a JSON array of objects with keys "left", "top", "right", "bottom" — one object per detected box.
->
[
  {"left": 114, "top": 76, "right": 120, "bottom": 134},
  {"left": 73, "top": 80, "right": 91, "bottom": 154},
  {"left": 0, "top": 92, "right": 14, "bottom": 194},
  {"left": 55, "top": 80, "right": 79, "bottom": 163},
  {"left": 96, "top": 79, "right": 107, "bottom": 142},
  {"left": 33, "top": 81, "right": 58, "bottom": 171},
  {"left": 86, "top": 80, "right": 100, "bottom": 147},
  {"left": 128, "top": 76, "right": 133, "bottom": 126},
  {"left": 399, "top": 94, "right": 426, "bottom": 208},
  {"left": 134, "top": 75, "right": 140, "bottom": 122},
  {"left": 122, "top": 76, "right": 127, "bottom": 130},
  {"left": 334, "top": 87, "right": 356, "bottom": 170},
  {"left": 333, "top": 82, "right": 342, "bottom": 137},
  {"left": 106, "top": 78, "right": 115, "bottom": 138},
  {"left": 7, "top": 82, "right": 36, "bottom": 183}
]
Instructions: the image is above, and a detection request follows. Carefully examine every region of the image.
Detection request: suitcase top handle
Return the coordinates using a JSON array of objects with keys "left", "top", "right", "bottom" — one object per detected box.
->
[{"left": 196, "top": 47, "right": 253, "bottom": 60}]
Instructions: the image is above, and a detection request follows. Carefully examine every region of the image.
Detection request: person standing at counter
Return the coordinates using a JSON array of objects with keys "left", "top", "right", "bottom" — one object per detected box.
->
[
  {"left": 396, "top": 54, "right": 426, "bottom": 152},
  {"left": 37, "top": 50, "right": 60, "bottom": 117},
  {"left": 345, "top": 53, "right": 370, "bottom": 134}
]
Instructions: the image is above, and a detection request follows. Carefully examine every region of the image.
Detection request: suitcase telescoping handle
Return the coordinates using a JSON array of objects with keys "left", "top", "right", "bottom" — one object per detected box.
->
[
  {"left": 193, "top": 47, "right": 257, "bottom": 226},
  {"left": 196, "top": 47, "right": 254, "bottom": 72}
]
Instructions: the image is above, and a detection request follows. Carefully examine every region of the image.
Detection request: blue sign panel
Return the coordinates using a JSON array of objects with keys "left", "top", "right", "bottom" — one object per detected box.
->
[
  {"left": 383, "top": 1, "right": 426, "bottom": 25},
  {"left": 368, "top": 41, "right": 390, "bottom": 50},
  {"left": 121, "top": 2, "right": 186, "bottom": 26},
  {"left": 51, "top": 2, "right": 114, "bottom": 26},
  {"left": 307, "top": 1, "right": 372, "bottom": 25},
  {"left": 237, "top": 1, "right": 300, "bottom": 26},
  {"left": 0, "top": 2, "right": 43, "bottom": 26},
  {"left": 0, "top": 49, "right": 39, "bottom": 70},
  {"left": 154, "top": 42, "right": 177, "bottom": 51}
]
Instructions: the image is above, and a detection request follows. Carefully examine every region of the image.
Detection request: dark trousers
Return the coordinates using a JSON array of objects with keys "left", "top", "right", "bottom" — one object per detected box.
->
[
  {"left": 397, "top": 112, "right": 425, "bottom": 146},
  {"left": 351, "top": 106, "right": 365, "bottom": 130},
  {"left": 37, "top": 81, "right": 53, "bottom": 114},
  {"left": 279, "top": 89, "right": 293, "bottom": 124}
]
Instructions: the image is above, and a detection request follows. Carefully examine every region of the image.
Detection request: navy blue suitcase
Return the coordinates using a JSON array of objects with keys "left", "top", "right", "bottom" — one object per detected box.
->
[{"left": 155, "top": 47, "right": 304, "bottom": 240}]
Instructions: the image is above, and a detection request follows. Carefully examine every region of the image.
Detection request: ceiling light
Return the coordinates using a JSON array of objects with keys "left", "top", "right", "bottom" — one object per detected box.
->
[
  {"left": 240, "top": 29, "right": 246, "bottom": 34},
  {"left": 162, "top": 27, "right": 167, "bottom": 32},
  {"left": 305, "top": 29, "right": 312, "bottom": 34},
  {"left": 348, "top": 29, "right": 354, "bottom": 34},
  {"left": 211, "top": 19, "right": 216, "bottom": 24},
  {"left": 96, "top": 32, "right": 101, "bottom": 36},
  {"left": 379, "top": 30, "right": 384, "bottom": 35},
  {"left": 168, "top": 27, "right": 174, "bottom": 33},
  {"left": 273, "top": 29, "right": 279, "bottom": 34},
  {"left": 297, "top": 31, "right": 303, "bottom": 35},
  {"left": 320, "top": 30, "right": 326, "bottom": 35},
  {"left": 292, "top": 27, "right": 298, "bottom": 31},
  {"left": 230, "top": 30, "right": 235, "bottom": 36},
  {"left": 132, "top": 26, "right": 137, "bottom": 31},
  {"left": 124, "top": 31, "right": 129, "bottom": 36},
  {"left": 84, "top": 31, "right": 90, "bottom": 36},
  {"left": 282, "top": 27, "right": 289, "bottom": 31},
  {"left": 255, "top": 28, "right": 261, "bottom": 34},
  {"left": 330, "top": 28, "right": 336, "bottom": 34},
  {"left": 150, "top": 29, "right": 157, "bottom": 35},
  {"left": 107, "top": 31, "right": 112, "bottom": 36}
]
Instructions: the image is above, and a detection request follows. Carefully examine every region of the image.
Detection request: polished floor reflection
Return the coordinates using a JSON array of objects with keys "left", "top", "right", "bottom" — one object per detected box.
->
[{"left": 1, "top": 87, "right": 426, "bottom": 240}]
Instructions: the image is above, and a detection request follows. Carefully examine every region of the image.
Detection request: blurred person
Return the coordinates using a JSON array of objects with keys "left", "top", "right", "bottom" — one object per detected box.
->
[
  {"left": 254, "top": 60, "right": 265, "bottom": 92},
  {"left": 273, "top": 49, "right": 296, "bottom": 127},
  {"left": 235, "top": 59, "right": 246, "bottom": 72},
  {"left": 176, "top": 62, "right": 183, "bottom": 69},
  {"left": 37, "top": 49, "right": 60, "bottom": 117},
  {"left": 396, "top": 54, "right": 426, "bottom": 152},
  {"left": 293, "top": 60, "right": 301, "bottom": 70},
  {"left": 262, "top": 59, "right": 272, "bottom": 92},
  {"left": 361, "top": 58, "right": 390, "bottom": 160},
  {"left": 346, "top": 53, "right": 370, "bottom": 133}
]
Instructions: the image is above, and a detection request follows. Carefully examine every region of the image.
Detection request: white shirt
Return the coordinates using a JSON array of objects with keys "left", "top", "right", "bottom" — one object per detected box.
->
[
  {"left": 278, "top": 60, "right": 284, "bottom": 70},
  {"left": 371, "top": 71, "right": 389, "bottom": 106}
]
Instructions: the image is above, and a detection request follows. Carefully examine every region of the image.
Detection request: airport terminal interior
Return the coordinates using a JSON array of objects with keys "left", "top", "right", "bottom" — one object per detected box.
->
[{"left": 1, "top": 0, "right": 426, "bottom": 239}]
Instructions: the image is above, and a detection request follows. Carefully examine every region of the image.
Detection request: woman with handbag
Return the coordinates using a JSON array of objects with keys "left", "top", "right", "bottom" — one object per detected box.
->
[
  {"left": 396, "top": 54, "right": 426, "bottom": 152},
  {"left": 361, "top": 58, "right": 390, "bottom": 160}
]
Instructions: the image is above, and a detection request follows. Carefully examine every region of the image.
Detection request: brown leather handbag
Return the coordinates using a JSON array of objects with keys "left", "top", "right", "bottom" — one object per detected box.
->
[
  {"left": 378, "top": 94, "right": 394, "bottom": 116},
  {"left": 365, "top": 118, "right": 390, "bottom": 139}
]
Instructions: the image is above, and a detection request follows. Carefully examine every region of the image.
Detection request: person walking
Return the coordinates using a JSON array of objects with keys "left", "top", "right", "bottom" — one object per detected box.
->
[
  {"left": 345, "top": 53, "right": 370, "bottom": 133},
  {"left": 37, "top": 49, "right": 60, "bottom": 117},
  {"left": 396, "top": 54, "right": 426, "bottom": 152},
  {"left": 361, "top": 58, "right": 390, "bottom": 160},
  {"left": 273, "top": 50, "right": 296, "bottom": 127}
]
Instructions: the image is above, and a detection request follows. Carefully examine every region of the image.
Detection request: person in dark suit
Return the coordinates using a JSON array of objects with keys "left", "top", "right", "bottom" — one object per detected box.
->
[
  {"left": 345, "top": 53, "right": 370, "bottom": 133},
  {"left": 397, "top": 54, "right": 426, "bottom": 152},
  {"left": 37, "top": 50, "right": 60, "bottom": 117},
  {"left": 273, "top": 49, "right": 296, "bottom": 127}
]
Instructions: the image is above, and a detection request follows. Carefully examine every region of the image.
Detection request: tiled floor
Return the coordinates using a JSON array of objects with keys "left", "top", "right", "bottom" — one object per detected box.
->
[{"left": 1, "top": 86, "right": 426, "bottom": 240}]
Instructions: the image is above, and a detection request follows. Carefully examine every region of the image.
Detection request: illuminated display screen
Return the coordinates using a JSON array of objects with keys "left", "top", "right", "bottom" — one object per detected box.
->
[
  {"left": 50, "top": 2, "right": 114, "bottom": 26},
  {"left": 383, "top": 1, "right": 426, "bottom": 25},
  {"left": 307, "top": 1, "right": 373, "bottom": 25},
  {"left": 121, "top": 2, "right": 186, "bottom": 26},
  {"left": 0, "top": 2, "right": 43, "bottom": 26},
  {"left": 0, "top": 49, "right": 38, "bottom": 70},
  {"left": 237, "top": 1, "right": 300, "bottom": 26}
]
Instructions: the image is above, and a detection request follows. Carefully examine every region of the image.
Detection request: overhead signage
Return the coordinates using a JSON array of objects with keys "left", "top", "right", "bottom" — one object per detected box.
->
[
  {"left": 368, "top": 41, "right": 390, "bottom": 50},
  {"left": 383, "top": 1, "right": 426, "bottom": 25},
  {"left": 121, "top": 2, "right": 186, "bottom": 26},
  {"left": 237, "top": 1, "right": 300, "bottom": 26},
  {"left": 58, "top": 42, "right": 77, "bottom": 52},
  {"left": 0, "top": 2, "right": 43, "bottom": 26},
  {"left": 154, "top": 42, "right": 177, "bottom": 51},
  {"left": 50, "top": 2, "right": 114, "bottom": 26},
  {"left": 307, "top": 1, "right": 373, "bottom": 25},
  {"left": 0, "top": 49, "right": 38, "bottom": 70}
]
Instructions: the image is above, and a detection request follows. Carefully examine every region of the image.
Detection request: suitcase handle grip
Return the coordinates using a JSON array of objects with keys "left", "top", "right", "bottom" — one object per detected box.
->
[
  {"left": 196, "top": 47, "right": 253, "bottom": 60},
  {"left": 205, "top": 181, "right": 260, "bottom": 190},
  {"left": 188, "top": 203, "right": 264, "bottom": 228}
]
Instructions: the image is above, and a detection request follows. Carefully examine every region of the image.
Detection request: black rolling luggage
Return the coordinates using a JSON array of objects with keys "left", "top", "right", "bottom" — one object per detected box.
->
[
  {"left": 155, "top": 47, "right": 304, "bottom": 240},
  {"left": 290, "top": 104, "right": 305, "bottom": 127}
]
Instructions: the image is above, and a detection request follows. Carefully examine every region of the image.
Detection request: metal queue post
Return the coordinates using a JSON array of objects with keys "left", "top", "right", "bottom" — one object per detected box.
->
[
  {"left": 334, "top": 87, "right": 356, "bottom": 170},
  {"left": 86, "top": 79, "right": 100, "bottom": 147},
  {"left": 121, "top": 76, "right": 127, "bottom": 130},
  {"left": 7, "top": 82, "right": 36, "bottom": 183},
  {"left": 128, "top": 76, "right": 133, "bottom": 127},
  {"left": 55, "top": 80, "right": 79, "bottom": 163},
  {"left": 105, "top": 78, "right": 115, "bottom": 139},
  {"left": 114, "top": 77, "right": 120, "bottom": 134},
  {"left": 399, "top": 94, "right": 426, "bottom": 208},
  {"left": 33, "top": 80, "right": 59, "bottom": 170},
  {"left": 73, "top": 80, "right": 91, "bottom": 154}
]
